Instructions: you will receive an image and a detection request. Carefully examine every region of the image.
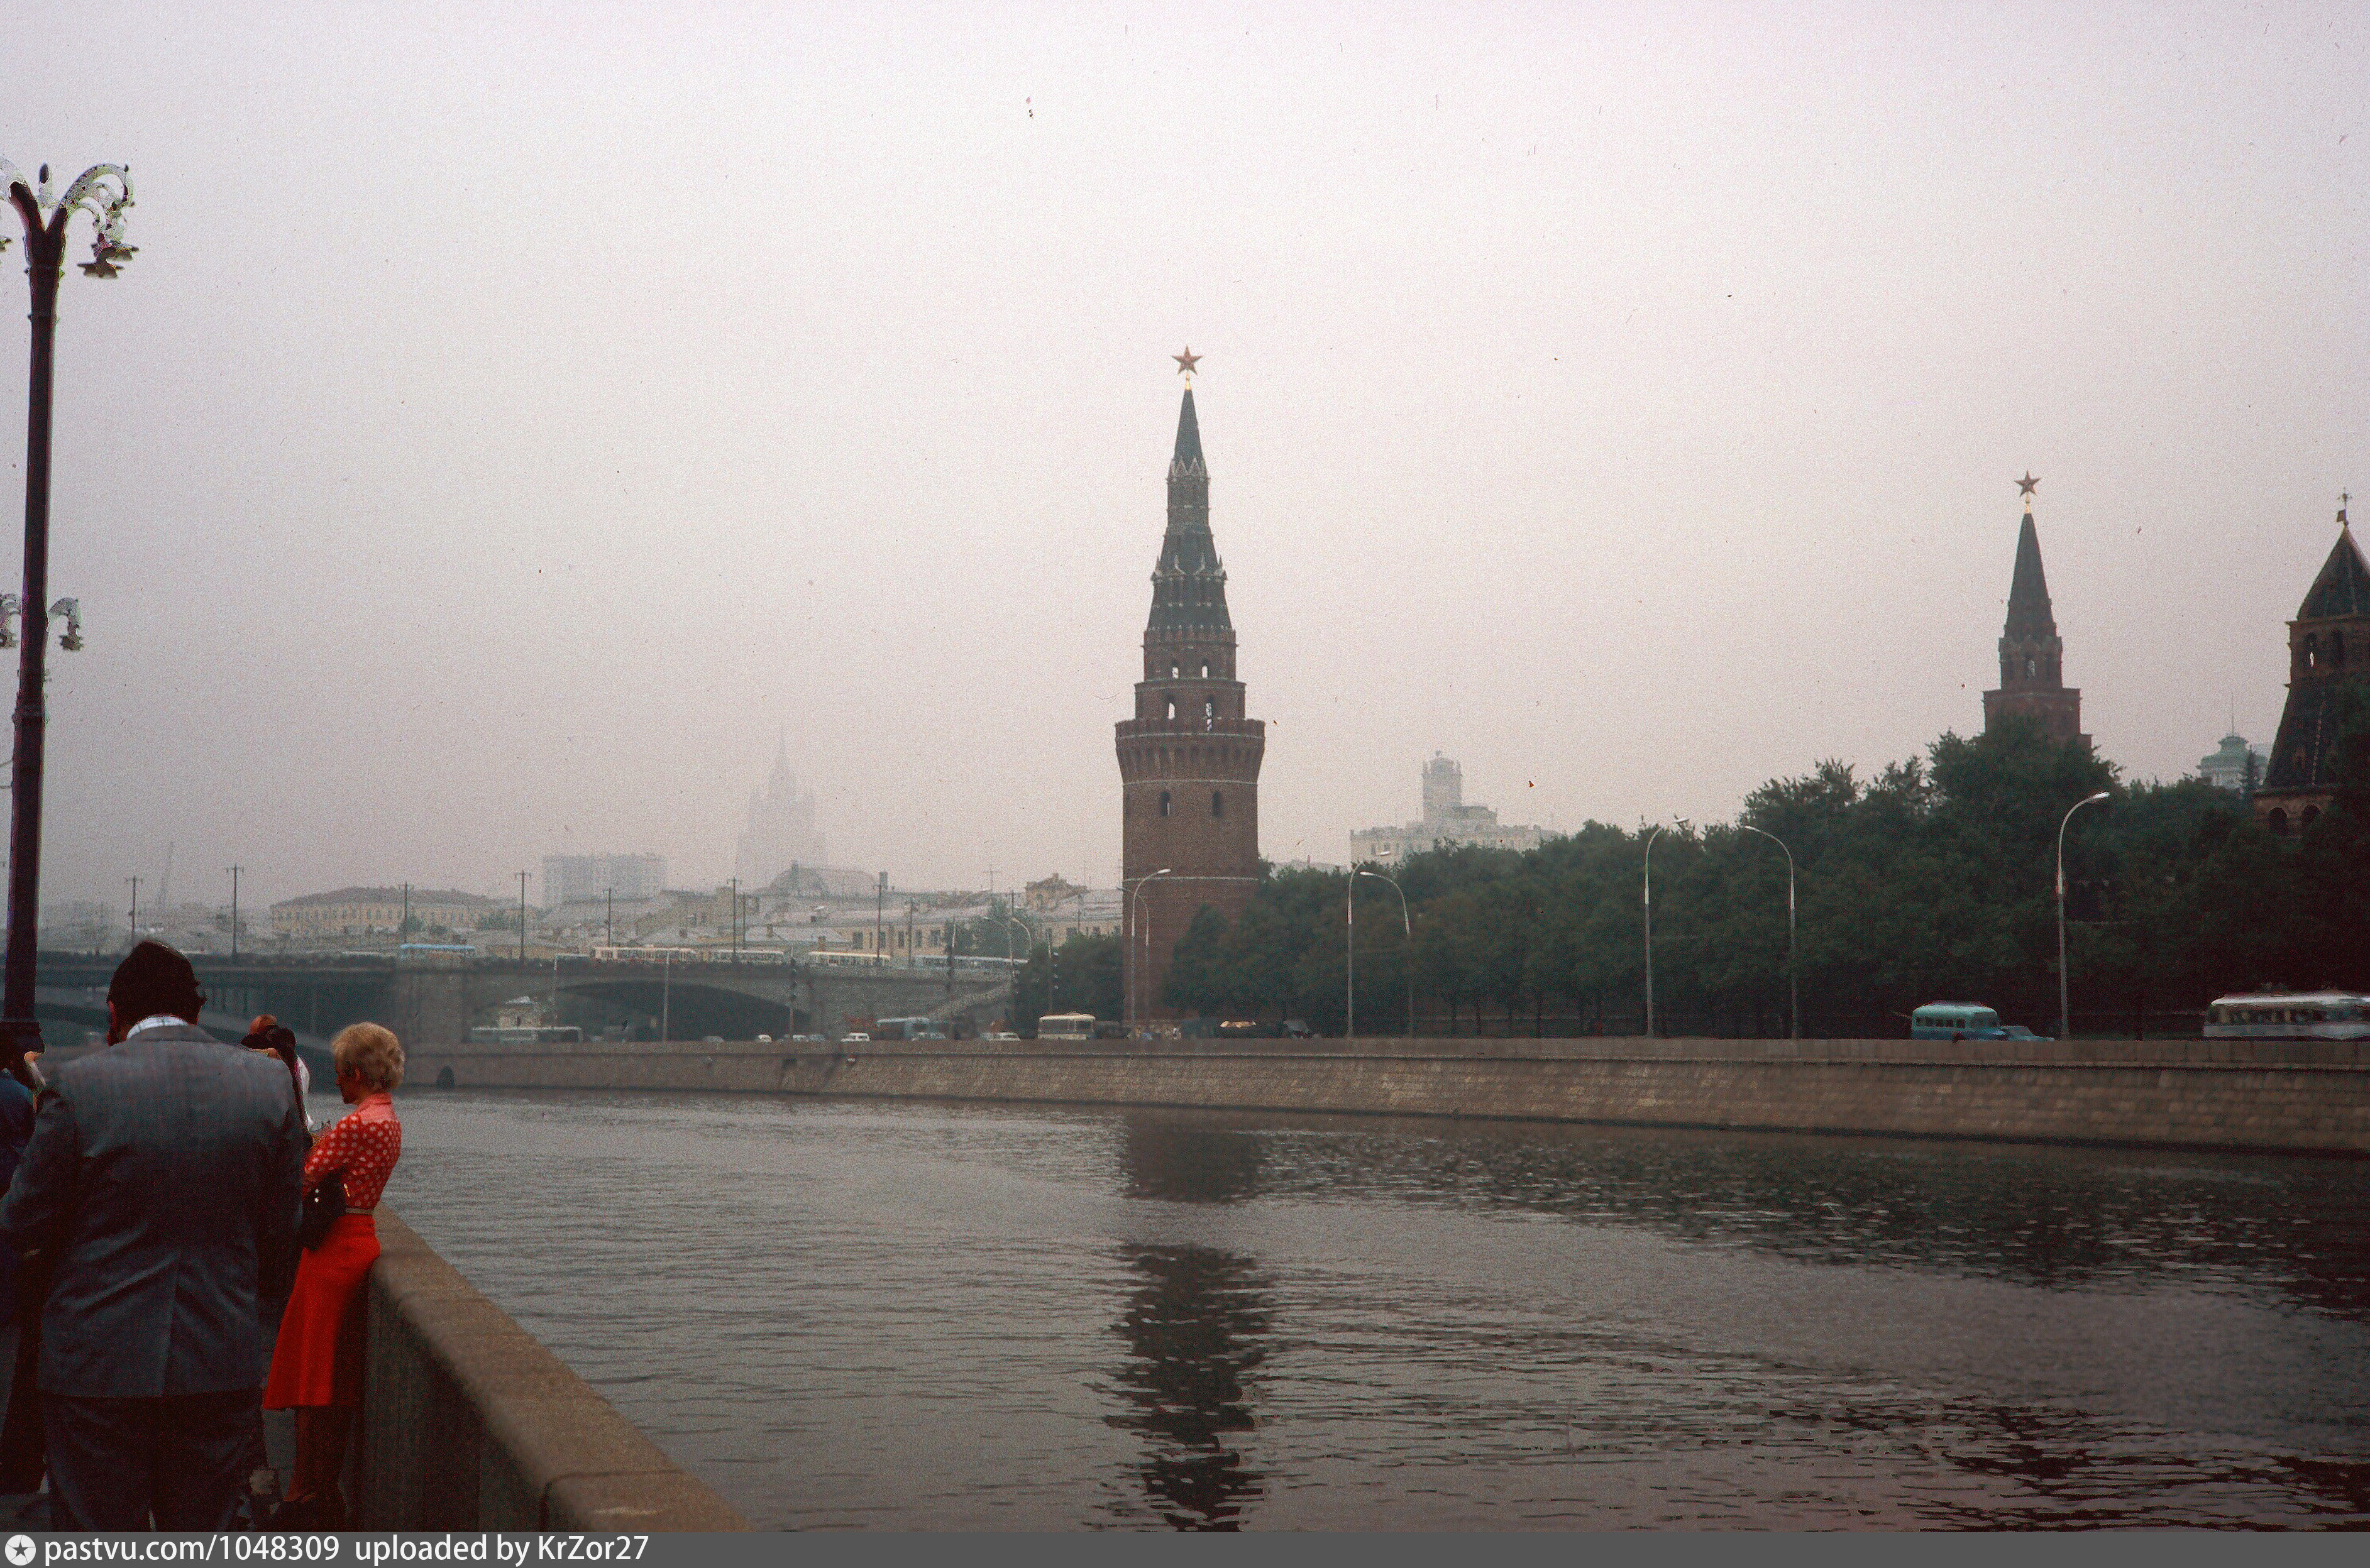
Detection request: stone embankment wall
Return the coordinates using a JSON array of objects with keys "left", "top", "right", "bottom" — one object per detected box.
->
[
  {"left": 401, "top": 1036, "right": 2370, "bottom": 1156},
  {"left": 356, "top": 1212, "right": 747, "bottom": 1531}
]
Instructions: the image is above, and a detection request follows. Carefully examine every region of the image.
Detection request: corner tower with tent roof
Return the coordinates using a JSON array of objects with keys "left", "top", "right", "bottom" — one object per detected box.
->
[
  {"left": 1116, "top": 355, "right": 1265, "bottom": 1024},
  {"left": 2255, "top": 496, "right": 2370, "bottom": 837},
  {"left": 1982, "top": 474, "right": 2088, "bottom": 748}
]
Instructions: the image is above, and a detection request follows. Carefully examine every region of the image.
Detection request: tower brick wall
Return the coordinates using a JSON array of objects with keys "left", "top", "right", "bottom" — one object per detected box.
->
[{"left": 1118, "top": 383, "right": 1264, "bottom": 1021}]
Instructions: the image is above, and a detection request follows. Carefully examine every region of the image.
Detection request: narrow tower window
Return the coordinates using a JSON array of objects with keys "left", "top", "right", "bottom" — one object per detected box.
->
[
  {"left": 2305, "top": 635, "right": 2320, "bottom": 670},
  {"left": 2024, "top": 656, "right": 2036, "bottom": 679},
  {"left": 1165, "top": 697, "right": 1177, "bottom": 720},
  {"left": 1211, "top": 791, "right": 1224, "bottom": 818},
  {"left": 2335, "top": 631, "right": 2348, "bottom": 667},
  {"left": 1159, "top": 791, "right": 1172, "bottom": 817},
  {"left": 1199, "top": 662, "right": 1210, "bottom": 677}
]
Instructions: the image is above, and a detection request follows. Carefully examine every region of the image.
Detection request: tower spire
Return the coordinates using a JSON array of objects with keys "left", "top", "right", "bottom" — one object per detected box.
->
[
  {"left": 1171, "top": 385, "right": 1204, "bottom": 477},
  {"left": 1983, "top": 485, "right": 2085, "bottom": 747}
]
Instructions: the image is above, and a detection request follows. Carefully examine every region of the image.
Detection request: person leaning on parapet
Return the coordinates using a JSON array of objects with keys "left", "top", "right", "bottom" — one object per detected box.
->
[
  {"left": 0, "top": 940, "right": 306, "bottom": 1530},
  {"left": 243, "top": 1016, "right": 319, "bottom": 1138},
  {"left": 264, "top": 1022, "right": 404, "bottom": 1530}
]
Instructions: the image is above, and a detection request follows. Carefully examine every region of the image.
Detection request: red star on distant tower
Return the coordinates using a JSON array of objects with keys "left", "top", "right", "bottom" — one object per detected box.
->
[
  {"left": 2017, "top": 471, "right": 2039, "bottom": 501},
  {"left": 1172, "top": 347, "right": 1201, "bottom": 378}
]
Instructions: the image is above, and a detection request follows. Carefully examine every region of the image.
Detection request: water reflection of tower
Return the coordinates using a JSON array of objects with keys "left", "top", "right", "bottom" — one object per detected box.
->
[
  {"left": 1105, "top": 1243, "right": 1272, "bottom": 1531},
  {"left": 1103, "top": 1115, "right": 1274, "bottom": 1529}
]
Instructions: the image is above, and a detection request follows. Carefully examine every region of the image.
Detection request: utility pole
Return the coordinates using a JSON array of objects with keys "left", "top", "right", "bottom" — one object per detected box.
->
[
  {"left": 517, "top": 871, "right": 529, "bottom": 967},
  {"left": 125, "top": 875, "right": 139, "bottom": 944},
  {"left": 226, "top": 865, "right": 240, "bottom": 960},
  {"left": 400, "top": 882, "right": 410, "bottom": 945},
  {"left": 906, "top": 899, "right": 917, "bottom": 970},
  {"left": 875, "top": 872, "right": 886, "bottom": 968},
  {"left": 606, "top": 887, "right": 614, "bottom": 948},
  {"left": 732, "top": 876, "right": 741, "bottom": 964}
]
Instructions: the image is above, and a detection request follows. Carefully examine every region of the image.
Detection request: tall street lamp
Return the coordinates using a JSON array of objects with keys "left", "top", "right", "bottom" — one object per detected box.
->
[
  {"left": 226, "top": 865, "right": 241, "bottom": 960},
  {"left": 2057, "top": 790, "right": 2111, "bottom": 1041},
  {"left": 1641, "top": 819, "right": 1688, "bottom": 1038},
  {"left": 1738, "top": 825, "right": 1799, "bottom": 1039},
  {"left": 1355, "top": 869, "right": 1413, "bottom": 1038},
  {"left": 1127, "top": 869, "right": 1172, "bottom": 1030},
  {"left": 0, "top": 158, "right": 133, "bottom": 1085},
  {"left": 994, "top": 911, "right": 1029, "bottom": 963}
]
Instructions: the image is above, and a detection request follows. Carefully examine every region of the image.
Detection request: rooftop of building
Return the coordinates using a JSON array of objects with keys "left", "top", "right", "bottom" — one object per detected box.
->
[{"left": 273, "top": 885, "right": 497, "bottom": 909}]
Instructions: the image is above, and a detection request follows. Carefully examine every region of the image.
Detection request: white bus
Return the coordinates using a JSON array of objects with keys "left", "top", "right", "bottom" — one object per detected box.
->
[
  {"left": 2203, "top": 992, "right": 2370, "bottom": 1041},
  {"left": 1035, "top": 1012, "right": 1097, "bottom": 1041}
]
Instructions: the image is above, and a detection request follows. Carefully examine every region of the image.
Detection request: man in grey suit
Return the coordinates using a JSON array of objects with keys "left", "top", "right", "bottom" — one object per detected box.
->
[{"left": 0, "top": 941, "right": 306, "bottom": 1530}]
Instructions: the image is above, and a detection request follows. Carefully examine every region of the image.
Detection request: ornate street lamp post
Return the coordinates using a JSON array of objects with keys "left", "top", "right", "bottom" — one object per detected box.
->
[
  {"left": 1738, "top": 825, "right": 1799, "bottom": 1039},
  {"left": 0, "top": 158, "right": 132, "bottom": 1085}
]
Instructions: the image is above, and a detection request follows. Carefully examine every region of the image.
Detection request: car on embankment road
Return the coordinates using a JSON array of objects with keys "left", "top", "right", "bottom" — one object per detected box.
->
[{"left": 1910, "top": 1002, "right": 2047, "bottom": 1041}]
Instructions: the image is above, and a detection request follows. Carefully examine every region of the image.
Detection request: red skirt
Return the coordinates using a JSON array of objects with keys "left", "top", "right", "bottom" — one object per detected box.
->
[{"left": 264, "top": 1213, "right": 378, "bottom": 1409}]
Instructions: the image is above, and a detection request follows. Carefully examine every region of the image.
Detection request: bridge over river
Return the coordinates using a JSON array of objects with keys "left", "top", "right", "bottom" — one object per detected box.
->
[{"left": 31, "top": 950, "right": 1017, "bottom": 1048}]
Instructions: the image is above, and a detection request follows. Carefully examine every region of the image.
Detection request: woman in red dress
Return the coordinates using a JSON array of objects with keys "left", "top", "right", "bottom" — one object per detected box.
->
[{"left": 264, "top": 1022, "right": 404, "bottom": 1527}]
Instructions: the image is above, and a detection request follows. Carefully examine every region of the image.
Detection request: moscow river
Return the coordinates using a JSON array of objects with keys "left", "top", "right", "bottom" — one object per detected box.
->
[{"left": 377, "top": 1089, "right": 2370, "bottom": 1530}]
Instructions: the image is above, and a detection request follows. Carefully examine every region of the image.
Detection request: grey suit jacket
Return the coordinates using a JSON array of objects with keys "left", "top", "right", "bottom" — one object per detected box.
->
[{"left": 0, "top": 1023, "right": 307, "bottom": 1397}]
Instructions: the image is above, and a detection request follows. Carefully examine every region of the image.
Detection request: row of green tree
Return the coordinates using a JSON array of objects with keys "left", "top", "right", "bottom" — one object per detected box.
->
[{"left": 1008, "top": 717, "right": 2370, "bottom": 1038}]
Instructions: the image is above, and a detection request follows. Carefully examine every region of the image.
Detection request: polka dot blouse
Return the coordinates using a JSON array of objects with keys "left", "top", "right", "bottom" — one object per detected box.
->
[{"left": 304, "top": 1091, "right": 402, "bottom": 1210}]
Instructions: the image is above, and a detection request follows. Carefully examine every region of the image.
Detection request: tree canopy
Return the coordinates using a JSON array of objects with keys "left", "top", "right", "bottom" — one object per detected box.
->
[{"left": 1150, "top": 719, "right": 2367, "bottom": 1038}]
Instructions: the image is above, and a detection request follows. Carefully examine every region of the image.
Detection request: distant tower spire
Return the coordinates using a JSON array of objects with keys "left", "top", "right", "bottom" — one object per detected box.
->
[
  {"left": 1981, "top": 483, "right": 2087, "bottom": 747},
  {"left": 2255, "top": 492, "right": 2370, "bottom": 836}
]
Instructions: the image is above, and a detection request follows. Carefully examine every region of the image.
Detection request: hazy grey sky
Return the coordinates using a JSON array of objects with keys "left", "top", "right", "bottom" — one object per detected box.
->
[{"left": 6, "top": 2, "right": 2364, "bottom": 911}]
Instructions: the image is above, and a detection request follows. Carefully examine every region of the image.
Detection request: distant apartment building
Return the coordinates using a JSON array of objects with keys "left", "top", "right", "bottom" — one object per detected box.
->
[
  {"left": 2198, "top": 733, "right": 2264, "bottom": 793},
  {"left": 1351, "top": 754, "right": 1547, "bottom": 865},
  {"left": 542, "top": 853, "right": 668, "bottom": 906},
  {"left": 271, "top": 886, "right": 499, "bottom": 941}
]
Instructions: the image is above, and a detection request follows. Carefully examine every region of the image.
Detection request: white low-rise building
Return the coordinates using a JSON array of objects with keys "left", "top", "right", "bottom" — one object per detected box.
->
[{"left": 1352, "top": 754, "right": 1547, "bottom": 865}]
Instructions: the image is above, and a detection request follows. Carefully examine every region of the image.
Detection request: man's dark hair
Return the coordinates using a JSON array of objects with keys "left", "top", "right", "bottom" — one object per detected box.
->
[{"left": 107, "top": 940, "right": 206, "bottom": 1022}]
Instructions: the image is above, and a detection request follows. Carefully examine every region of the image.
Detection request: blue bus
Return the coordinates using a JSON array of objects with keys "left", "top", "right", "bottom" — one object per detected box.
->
[{"left": 1910, "top": 1003, "right": 2046, "bottom": 1042}]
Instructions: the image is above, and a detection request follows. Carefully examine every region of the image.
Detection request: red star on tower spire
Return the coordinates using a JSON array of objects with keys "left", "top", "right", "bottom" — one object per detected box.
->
[{"left": 1172, "top": 347, "right": 1201, "bottom": 378}]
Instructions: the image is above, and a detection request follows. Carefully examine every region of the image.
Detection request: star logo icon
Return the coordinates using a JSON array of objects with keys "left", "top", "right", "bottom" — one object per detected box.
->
[
  {"left": 1172, "top": 347, "right": 1201, "bottom": 378},
  {"left": 2017, "top": 472, "right": 2040, "bottom": 498}
]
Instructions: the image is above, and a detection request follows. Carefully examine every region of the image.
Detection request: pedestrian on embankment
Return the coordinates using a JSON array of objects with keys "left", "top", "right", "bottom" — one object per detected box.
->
[
  {"left": 263, "top": 1022, "right": 404, "bottom": 1529},
  {"left": 243, "top": 1016, "right": 319, "bottom": 1137},
  {"left": 0, "top": 940, "right": 306, "bottom": 1530}
]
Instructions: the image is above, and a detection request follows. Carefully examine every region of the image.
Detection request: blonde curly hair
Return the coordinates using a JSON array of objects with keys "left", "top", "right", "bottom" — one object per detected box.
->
[{"left": 331, "top": 1022, "right": 405, "bottom": 1093}]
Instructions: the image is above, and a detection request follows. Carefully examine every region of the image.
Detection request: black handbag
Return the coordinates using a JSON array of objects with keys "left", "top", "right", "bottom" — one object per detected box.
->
[{"left": 296, "top": 1176, "right": 346, "bottom": 1251}]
